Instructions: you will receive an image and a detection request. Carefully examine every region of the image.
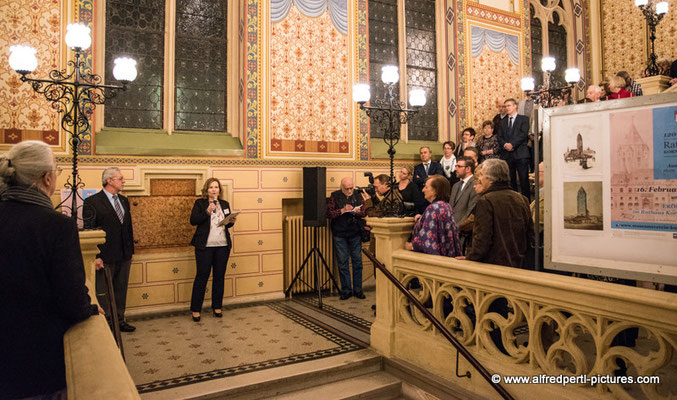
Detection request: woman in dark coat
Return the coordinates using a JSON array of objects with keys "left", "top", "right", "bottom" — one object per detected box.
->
[
  {"left": 189, "top": 177, "right": 237, "bottom": 321},
  {"left": 0, "top": 140, "right": 100, "bottom": 399}
]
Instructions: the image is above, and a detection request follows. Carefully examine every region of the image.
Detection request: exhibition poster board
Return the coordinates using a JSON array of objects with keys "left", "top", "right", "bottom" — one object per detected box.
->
[{"left": 543, "top": 93, "right": 677, "bottom": 285}]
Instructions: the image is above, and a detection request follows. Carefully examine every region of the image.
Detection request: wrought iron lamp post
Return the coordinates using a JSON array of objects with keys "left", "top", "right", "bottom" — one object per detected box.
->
[
  {"left": 635, "top": 0, "right": 669, "bottom": 77},
  {"left": 521, "top": 57, "right": 580, "bottom": 109},
  {"left": 353, "top": 65, "right": 426, "bottom": 217},
  {"left": 9, "top": 23, "right": 137, "bottom": 223}
]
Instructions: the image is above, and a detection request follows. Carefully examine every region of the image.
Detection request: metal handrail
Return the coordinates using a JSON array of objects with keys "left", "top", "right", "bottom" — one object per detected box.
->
[{"left": 362, "top": 248, "right": 514, "bottom": 400}]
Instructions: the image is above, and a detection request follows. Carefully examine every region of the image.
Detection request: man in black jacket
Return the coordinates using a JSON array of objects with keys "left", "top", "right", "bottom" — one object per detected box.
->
[
  {"left": 413, "top": 146, "right": 444, "bottom": 192},
  {"left": 84, "top": 167, "right": 136, "bottom": 332},
  {"left": 327, "top": 177, "right": 367, "bottom": 300},
  {"left": 499, "top": 98, "right": 531, "bottom": 199}
]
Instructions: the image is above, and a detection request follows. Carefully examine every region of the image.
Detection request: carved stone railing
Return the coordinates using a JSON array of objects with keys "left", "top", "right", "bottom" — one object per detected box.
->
[
  {"left": 368, "top": 217, "right": 677, "bottom": 400},
  {"left": 64, "top": 230, "right": 140, "bottom": 399}
]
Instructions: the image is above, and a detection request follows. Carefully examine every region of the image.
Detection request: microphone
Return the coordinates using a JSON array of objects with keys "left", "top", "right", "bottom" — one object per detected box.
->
[{"left": 212, "top": 199, "right": 218, "bottom": 213}]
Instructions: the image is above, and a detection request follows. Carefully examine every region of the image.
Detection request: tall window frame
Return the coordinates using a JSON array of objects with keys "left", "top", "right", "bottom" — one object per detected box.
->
[
  {"left": 368, "top": 0, "right": 448, "bottom": 144},
  {"left": 529, "top": 0, "right": 575, "bottom": 87},
  {"left": 93, "top": 0, "right": 242, "bottom": 137}
]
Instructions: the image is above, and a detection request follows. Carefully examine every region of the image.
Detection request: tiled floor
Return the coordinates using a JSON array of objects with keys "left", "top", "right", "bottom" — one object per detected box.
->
[{"left": 124, "top": 300, "right": 365, "bottom": 393}]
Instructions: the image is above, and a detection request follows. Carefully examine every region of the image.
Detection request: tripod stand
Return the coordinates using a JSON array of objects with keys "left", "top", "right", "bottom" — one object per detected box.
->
[{"left": 285, "top": 225, "right": 340, "bottom": 309}]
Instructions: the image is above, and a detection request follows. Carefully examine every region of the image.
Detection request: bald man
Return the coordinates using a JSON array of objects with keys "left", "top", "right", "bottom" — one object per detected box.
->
[{"left": 326, "top": 177, "right": 367, "bottom": 300}]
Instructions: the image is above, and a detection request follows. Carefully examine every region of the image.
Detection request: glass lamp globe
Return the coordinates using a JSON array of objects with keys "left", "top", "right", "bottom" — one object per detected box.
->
[
  {"left": 9, "top": 45, "right": 38, "bottom": 74},
  {"left": 521, "top": 77, "right": 535, "bottom": 91},
  {"left": 65, "top": 23, "right": 92, "bottom": 51},
  {"left": 541, "top": 57, "right": 556, "bottom": 73},
  {"left": 409, "top": 89, "right": 426, "bottom": 107},
  {"left": 635, "top": 0, "right": 648, "bottom": 6},
  {"left": 564, "top": 68, "right": 580, "bottom": 84},
  {"left": 113, "top": 57, "right": 138, "bottom": 82},
  {"left": 381, "top": 65, "right": 399, "bottom": 84},
  {"left": 352, "top": 83, "right": 370, "bottom": 103},
  {"left": 655, "top": 1, "right": 668, "bottom": 14}
]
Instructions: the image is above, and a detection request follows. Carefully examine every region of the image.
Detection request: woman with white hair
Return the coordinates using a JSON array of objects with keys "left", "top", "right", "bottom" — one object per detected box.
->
[{"left": 0, "top": 140, "right": 101, "bottom": 399}]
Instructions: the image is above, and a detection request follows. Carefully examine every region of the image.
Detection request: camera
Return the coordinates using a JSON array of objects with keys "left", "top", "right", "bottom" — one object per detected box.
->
[{"left": 355, "top": 172, "right": 376, "bottom": 197}]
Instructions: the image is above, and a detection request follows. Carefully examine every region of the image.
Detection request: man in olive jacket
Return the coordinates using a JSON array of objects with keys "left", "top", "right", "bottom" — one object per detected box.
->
[{"left": 465, "top": 159, "right": 534, "bottom": 269}]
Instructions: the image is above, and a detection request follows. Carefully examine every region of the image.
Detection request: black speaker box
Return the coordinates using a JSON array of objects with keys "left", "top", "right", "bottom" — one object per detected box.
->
[{"left": 303, "top": 167, "right": 326, "bottom": 227}]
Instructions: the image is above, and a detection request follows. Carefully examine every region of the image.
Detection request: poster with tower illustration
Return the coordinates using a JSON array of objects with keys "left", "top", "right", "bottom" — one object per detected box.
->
[{"left": 609, "top": 106, "right": 677, "bottom": 232}]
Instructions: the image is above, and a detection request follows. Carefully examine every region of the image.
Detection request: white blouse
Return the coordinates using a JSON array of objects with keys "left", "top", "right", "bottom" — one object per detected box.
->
[{"left": 206, "top": 205, "right": 228, "bottom": 247}]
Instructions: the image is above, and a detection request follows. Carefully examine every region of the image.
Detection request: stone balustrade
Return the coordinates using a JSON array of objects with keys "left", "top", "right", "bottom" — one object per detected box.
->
[
  {"left": 63, "top": 229, "right": 140, "bottom": 399},
  {"left": 368, "top": 217, "right": 676, "bottom": 400}
]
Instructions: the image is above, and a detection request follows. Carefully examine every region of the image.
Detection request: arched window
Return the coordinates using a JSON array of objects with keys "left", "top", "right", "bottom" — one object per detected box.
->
[
  {"left": 529, "top": 0, "right": 576, "bottom": 89},
  {"left": 369, "top": 0, "right": 439, "bottom": 141},
  {"left": 104, "top": 0, "right": 229, "bottom": 133}
]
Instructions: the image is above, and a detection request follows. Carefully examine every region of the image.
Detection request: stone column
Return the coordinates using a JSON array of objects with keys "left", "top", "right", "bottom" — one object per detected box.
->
[
  {"left": 79, "top": 230, "right": 106, "bottom": 283},
  {"left": 636, "top": 75, "right": 671, "bottom": 95},
  {"left": 367, "top": 216, "right": 414, "bottom": 357}
]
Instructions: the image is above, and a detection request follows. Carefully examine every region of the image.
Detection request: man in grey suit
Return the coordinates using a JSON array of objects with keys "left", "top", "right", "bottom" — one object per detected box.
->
[{"left": 450, "top": 157, "right": 478, "bottom": 226}]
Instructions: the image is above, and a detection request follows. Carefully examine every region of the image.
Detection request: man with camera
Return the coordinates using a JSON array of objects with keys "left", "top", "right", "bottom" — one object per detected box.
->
[
  {"left": 362, "top": 174, "right": 403, "bottom": 218},
  {"left": 326, "top": 177, "right": 367, "bottom": 300}
]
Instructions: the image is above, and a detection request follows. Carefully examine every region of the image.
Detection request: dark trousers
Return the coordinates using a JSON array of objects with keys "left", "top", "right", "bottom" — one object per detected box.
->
[
  {"left": 96, "top": 259, "right": 132, "bottom": 322},
  {"left": 191, "top": 246, "right": 229, "bottom": 312},
  {"left": 508, "top": 157, "right": 531, "bottom": 199},
  {"left": 334, "top": 235, "right": 363, "bottom": 295}
]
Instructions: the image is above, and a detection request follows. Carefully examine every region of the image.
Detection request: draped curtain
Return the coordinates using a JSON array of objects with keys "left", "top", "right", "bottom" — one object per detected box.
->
[
  {"left": 271, "top": 0, "right": 348, "bottom": 34},
  {"left": 470, "top": 26, "right": 520, "bottom": 66}
]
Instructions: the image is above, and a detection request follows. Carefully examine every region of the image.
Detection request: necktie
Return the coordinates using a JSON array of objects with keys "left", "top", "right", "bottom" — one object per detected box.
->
[
  {"left": 424, "top": 163, "right": 429, "bottom": 174},
  {"left": 112, "top": 194, "right": 124, "bottom": 223},
  {"left": 509, "top": 116, "right": 514, "bottom": 130},
  {"left": 455, "top": 181, "right": 465, "bottom": 202}
]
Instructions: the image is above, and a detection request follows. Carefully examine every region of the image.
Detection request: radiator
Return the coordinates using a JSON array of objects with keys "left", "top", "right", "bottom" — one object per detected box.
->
[{"left": 283, "top": 216, "right": 336, "bottom": 295}]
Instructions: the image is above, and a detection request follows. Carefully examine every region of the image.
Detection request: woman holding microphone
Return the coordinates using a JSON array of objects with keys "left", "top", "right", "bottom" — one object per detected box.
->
[{"left": 189, "top": 178, "right": 236, "bottom": 321}]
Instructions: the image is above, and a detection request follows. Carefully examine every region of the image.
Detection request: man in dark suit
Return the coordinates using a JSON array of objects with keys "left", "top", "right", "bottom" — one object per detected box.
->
[
  {"left": 413, "top": 146, "right": 444, "bottom": 192},
  {"left": 450, "top": 157, "right": 478, "bottom": 226},
  {"left": 499, "top": 98, "right": 531, "bottom": 199},
  {"left": 83, "top": 167, "right": 136, "bottom": 332}
]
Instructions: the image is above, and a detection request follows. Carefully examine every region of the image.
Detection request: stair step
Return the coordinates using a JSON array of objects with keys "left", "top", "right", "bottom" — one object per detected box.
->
[
  {"left": 141, "top": 349, "right": 384, "bottom": 400},
  {"left": 270, "top": 371, "right": 401, "bottom": 400}
]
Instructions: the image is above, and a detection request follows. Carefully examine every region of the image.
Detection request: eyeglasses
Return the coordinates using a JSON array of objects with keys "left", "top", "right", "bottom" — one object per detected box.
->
[
  {"left": 455, "top": 164, "right": 468, "bottom": 169},
  {"left": 55, "top": 166, "right": 62, "bottom": 176}
]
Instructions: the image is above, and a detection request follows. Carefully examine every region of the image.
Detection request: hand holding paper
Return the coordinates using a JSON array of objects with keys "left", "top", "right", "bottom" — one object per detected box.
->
[{"left": 218, "top": 210, "right": 240, "bottom": 227}]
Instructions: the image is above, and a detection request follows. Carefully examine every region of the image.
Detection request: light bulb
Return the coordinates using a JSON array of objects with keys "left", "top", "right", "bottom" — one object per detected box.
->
[{"left": 521, "top": 77, "right": 535, "bottom": 91}]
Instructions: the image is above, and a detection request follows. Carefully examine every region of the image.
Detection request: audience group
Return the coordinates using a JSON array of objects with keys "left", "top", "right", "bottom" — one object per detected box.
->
[
  {"left": 399, "top": 60, "right": 677, "bottom": 268},
  {"left": 399, "top": 93, "right": 553, "bottom": 270}
]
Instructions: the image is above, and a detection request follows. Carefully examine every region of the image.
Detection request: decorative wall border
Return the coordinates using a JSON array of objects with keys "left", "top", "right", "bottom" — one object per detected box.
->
[
  {"left": 455, "top": 0, "right": 468, "bottom": 131},
  {"left": 465, "top": 3, "right": 522, "bottom": 28},
  {"left": 245, "top": 0, "right": 261, "bottom": 159},
  {"left": 445, "top": 1, "right": 459, "bottom": 141},
  {"left": 55, "top": 155, "right": 396, "bottom": 168},
  {"left": 356, "top": 0, "right": 369, "bottom": 161},
  {"left": 77, "top": 0, "right": 94, "bottom": 155}
]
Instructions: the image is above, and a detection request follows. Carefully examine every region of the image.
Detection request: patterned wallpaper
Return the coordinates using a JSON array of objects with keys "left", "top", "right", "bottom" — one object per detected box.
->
[
  {"left": 470, "top": 46, "right": 522, "bottom": 131},
  {"left": 269, "top": 5, "right": 350, "bottom": 155},
  {"left": 0, "top": 0, "right": 61, "bottom": 146},
  {"left": 601, "top": 0, "right": 677, "bottom": 80}
]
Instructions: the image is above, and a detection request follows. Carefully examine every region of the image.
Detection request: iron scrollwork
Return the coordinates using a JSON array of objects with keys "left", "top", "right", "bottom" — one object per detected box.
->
[{"left": 17, "top": 50, "right": 128, "bottom": 226}]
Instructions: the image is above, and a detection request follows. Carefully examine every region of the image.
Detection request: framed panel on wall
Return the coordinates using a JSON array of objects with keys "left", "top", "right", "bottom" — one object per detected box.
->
[{"left": 543, "top": 93, "right": 677, "bottom": 285}]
